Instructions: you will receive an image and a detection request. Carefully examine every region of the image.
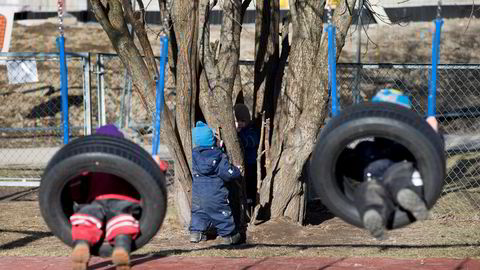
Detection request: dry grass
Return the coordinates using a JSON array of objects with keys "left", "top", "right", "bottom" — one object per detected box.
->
[{"left": 0, "top": 196, "right": 479, "bottom": 259}]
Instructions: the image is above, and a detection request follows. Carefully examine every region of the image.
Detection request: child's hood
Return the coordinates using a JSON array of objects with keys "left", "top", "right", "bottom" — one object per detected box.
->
[{"left": 192, "top": 146, "right": 223, "bottom": 175}]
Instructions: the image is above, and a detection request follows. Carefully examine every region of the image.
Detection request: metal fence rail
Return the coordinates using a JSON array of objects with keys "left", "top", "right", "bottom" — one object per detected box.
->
[
  {"left": 332, "top": 63, "right": 480, "bottom": 219},
  {"left": 0, "top": 54, "right": 478, "bottom": 220},
  {"left": 0, "top": 52, "right": 90, "bottom": 185},
  {"left": 98, "top": 54, "right": 155, "bottom": 147}
]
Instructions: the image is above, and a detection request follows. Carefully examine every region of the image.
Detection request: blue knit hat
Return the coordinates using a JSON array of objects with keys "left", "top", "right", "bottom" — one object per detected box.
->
[
  {"left": 192, "top": 121, "right": 215, "bottom": 147},
  {"left": 96, "top": 124, "right": 124, "bottom": 138},
  {"left": 372, "top": 88, "right": 412, "bottom": 109}
]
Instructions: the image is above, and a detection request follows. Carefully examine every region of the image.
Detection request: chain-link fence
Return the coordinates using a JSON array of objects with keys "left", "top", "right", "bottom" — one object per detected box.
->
[
  {"left": 0, "top": 52, "right": 90, "bottom": 185},
  {"left": 239, "top": 62, "right": 480, "bottom": 220},
  {"left": 97, "top": 53, "right": 159, "bottom": 147},
  {"left": 334, "top": 63, "right": 480, "bottom": 219},
  {"left": 1, "top": 54, "right": 479, "bottom": 219},
  {"left": 96, "top": 53, "right": 174, "bottom": 186}
]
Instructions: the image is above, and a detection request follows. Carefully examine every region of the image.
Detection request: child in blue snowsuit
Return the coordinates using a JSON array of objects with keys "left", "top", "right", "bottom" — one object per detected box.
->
[{"left": 189, "top": 121, "right": 242, "bottom": 244}]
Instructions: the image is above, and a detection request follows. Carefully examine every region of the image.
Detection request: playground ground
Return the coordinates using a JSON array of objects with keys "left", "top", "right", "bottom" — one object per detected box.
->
[{"left": 0, "top": 187, "right": 479, "bottom": 269}]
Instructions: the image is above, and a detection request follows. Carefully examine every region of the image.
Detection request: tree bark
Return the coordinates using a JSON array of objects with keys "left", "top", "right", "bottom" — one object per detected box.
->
[
  {"left": 172, "top": 0, "right": 198, "bottom": 168},
  {"left": 254, "top": 0, "right": 279, "bottom": 121},
  {"left": 258, "top": 0, "right": 357, "bottom": 223},
  {"left": 198, "top": 0, "right": 248, "bottom": 232},
  {"left": 90, "top": 0, "right": 193, "bottom": 227}
]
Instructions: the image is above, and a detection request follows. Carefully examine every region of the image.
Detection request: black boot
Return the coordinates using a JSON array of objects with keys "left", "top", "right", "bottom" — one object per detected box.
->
[
  {"left": 383, "top": 162, "right": 429, "bottom": 221},
  {"left": 112, "top": 235, "right": 132, "bottom": 270},
  {"left": 222, "top": 232, "right": 242, "bottom": 245},
  {"left": 354, "top": 180, "right": 395, "bottom": 240}
]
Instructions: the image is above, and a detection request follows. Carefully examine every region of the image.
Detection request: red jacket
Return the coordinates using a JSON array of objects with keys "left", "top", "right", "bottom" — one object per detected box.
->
[
  {"left": 69, "top": 172, "right": 141, "bottom": 204},
  {"left": 69, "top": 160, "right": 168, "bottom": 204}
]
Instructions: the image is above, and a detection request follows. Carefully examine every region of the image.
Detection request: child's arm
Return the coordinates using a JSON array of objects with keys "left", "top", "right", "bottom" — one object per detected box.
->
[{"left": 217, "top": 154, "right": 242, "bottom": 182}]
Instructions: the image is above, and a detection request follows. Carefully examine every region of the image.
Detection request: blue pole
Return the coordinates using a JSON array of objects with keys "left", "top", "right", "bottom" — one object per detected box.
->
[
  {"left": 152, "top": 36, "right": 169, "bottom": 156},
  {"left": 428, "top": 18, "right": 443, "bottom": 117},
  {"left": 327, "top": 24, "right": 339, "bottom": 117},
  {"left": 57, "top": 35, "right": 69, "bottom": 144}
]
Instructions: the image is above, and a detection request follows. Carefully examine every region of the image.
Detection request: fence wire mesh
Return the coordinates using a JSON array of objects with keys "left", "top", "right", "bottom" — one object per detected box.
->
[
  {"left": 335, "top": 63, "right": 480, "bottom": 220},
  {"left": 0, "top": 53, "right": 87, "bottom": 184},
  {"left": 239, "top": 62, "right": 480, "bottom": 220},
  {"left": 97, "top": 54, "right": 174, "bottom": 186},
  {"left": 98, "top": 54, "right": 158, "bottom": 147},
  {"left": 0, "top": 54, "right": 479, "bottom": 220}
]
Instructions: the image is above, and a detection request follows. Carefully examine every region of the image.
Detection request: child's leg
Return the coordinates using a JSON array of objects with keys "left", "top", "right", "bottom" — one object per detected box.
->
[
  {"left": 104, "top": 200, "right": 141, "bottom": 270},
  {"left": 382, "top": 161, "right": 428, "bottom": 221},
  {"left": 206, "top": 194, "right": 240, "bottom": 245},
  {"left": 189, "top": 188, "right": 210, "bottom": 243},
  {"left": 354, "top": 180, "right": 395, "bottom": 240},
  {"left": 69, "top": 201, "right": 105, "bottom": 270}
]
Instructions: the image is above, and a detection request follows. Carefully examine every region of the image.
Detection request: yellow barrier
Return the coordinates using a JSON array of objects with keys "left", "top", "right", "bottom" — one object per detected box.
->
[{"left": 327, "top": 0, "right": 340, "bottom": 8}]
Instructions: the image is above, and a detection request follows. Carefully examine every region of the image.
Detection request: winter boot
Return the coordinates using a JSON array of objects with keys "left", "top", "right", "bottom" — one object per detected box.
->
[
  {"left": 112, "top": 234, "right": 132, "bottom": 270},
  {"left": 189, "top": 231, "right": 207, "bottom": 243},
  {"left": 71, "top": 240, "right": 90, "bottom": 270},
  {"left": 383, "top": 162, "right": 429, "bottom": 221},
  {"left": 222, "top": 232, "right": 241, "bottom": 245},
  {"left": 354, "top": 180, "right": 395, "bottom": 240}
]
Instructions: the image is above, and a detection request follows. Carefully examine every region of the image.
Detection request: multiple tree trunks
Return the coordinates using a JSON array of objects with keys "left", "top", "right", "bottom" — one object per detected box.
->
[{"left": 89, "top": 0, "right": 359, "bottom": 227}]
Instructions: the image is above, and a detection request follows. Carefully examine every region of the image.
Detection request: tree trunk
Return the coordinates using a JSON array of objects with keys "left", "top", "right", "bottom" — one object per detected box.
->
[
  {"left": 197, "top": 0, "right": 248, "bottom": 232},
  {"left": 90, "top": 0, "right": 193, "bottom": 227},
  {"left": 258, "top": 0, "right": 357, "bottom": 223},
  {"left": 254, "top": 0, "right": 279, "bottom": 121},
  {"left": 172, "top": 0, "right": 198, "bottom": 168}
]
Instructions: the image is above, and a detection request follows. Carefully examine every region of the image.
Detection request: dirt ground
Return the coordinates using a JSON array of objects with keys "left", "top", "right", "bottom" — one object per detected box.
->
[{"left": 0, "top": 187, "right": 479, "bottom": 259}]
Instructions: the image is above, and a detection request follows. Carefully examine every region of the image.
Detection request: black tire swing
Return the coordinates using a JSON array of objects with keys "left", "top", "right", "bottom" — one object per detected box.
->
[
  {"left": 309, "top": 102, "right": 445, "bottom": 229},
  {"left": 39, "top": 2, "right": 170, "bottom": 257},
  {"left": 39, "top": 134, "right": 168, "bottom": 257},
  {"left": 308, "top": 1, "right": 446, "bottom": 230}
]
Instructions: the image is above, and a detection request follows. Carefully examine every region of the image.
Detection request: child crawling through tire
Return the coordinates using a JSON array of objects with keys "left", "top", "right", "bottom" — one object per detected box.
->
[
  {"left": 68, "top": 124, "right": 169, "bottom": 270},
  {"left": 338, "top": 89, "right": 442, "bottom": 240}
]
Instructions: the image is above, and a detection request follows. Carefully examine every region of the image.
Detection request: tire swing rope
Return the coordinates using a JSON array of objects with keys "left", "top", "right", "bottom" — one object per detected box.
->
[
  {"left": 40, "top": 1, "right": 169, "bottom": 254},
  {"left": 326, "top": 0, "right": 340, "bottom": 117},
  {"left": 311, "top": 1, "right": 446, "bottom": 229},
  {"left": 428, "top": 0, "right": 443, "bottom": 117},
  {"left": 56, "top": 0, "right": 69, "bottom": 144},
  {"left": 152, "top": 0, "right": 172, "bottom": 156}
]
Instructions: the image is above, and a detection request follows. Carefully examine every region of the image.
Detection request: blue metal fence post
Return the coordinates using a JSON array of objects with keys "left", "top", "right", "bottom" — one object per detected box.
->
[
  {"left": 57, "top": 35, "right": 69, "bottom": 144},
  {"left": 152, "top": 35, "right": 169, "bottom": 156},
  {"left": 428, "top": 18, "right": 444, "bottom": 117},
  {"left": 328, "top": 23, "right": 339, "bottom": 117}
]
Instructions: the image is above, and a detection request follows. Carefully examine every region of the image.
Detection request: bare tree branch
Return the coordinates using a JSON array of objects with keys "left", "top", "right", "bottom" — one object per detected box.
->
[
  {"left": 198, "top": 0, "right": 219, "bottom": 89},
  {"left": 217, "top": 0, "right": 242, "bottom": 82},
  {"left": 241, "top": 0, "right": 253, "bottom": 20},
  {"left": 90, "top": 0, "right": 116, "bottom": 33},
  {"left": 107, "top": 0, "right": 128, "bottom": 32},
  {"left": 122, "top": 0, "right": 158, "bottom": 77}
]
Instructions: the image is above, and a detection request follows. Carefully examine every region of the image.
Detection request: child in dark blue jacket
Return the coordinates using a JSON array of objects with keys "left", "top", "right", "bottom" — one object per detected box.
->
[
  {"left": 338, "top": 89, "right": 441, "bottom": 240},
  {"left": 234, "top": 104, "right": 260, "bottom": 206},
  {"left": 189, "top": 121, "right": 242, "bottom": 245}
]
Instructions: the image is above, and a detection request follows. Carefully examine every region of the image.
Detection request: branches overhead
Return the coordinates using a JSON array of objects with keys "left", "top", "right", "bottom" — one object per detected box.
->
[
  {"left": 90, "top": 0, "right": 117, "bottom": 33},
  {"left": 122, "top": 0, "right": 158, "bottom": 77},
  {"left": 198, "top": 0, "right": 219, "bottom": 89}
]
